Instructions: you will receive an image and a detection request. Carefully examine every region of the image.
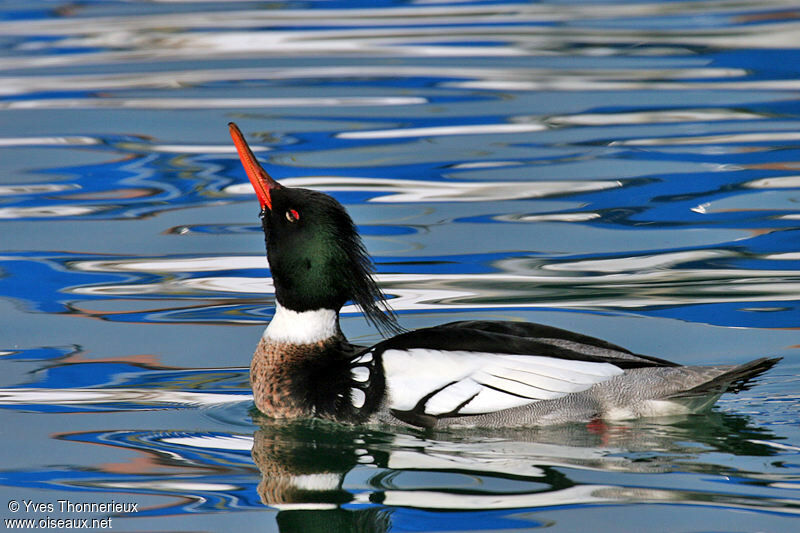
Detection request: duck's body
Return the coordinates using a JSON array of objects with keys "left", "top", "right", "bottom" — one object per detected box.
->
[
  {"left": 230, "top": 123, "right": 779, "bottom": 429},
  {"left": 250, "top": 312, "right": 777, "bottom": 429}
]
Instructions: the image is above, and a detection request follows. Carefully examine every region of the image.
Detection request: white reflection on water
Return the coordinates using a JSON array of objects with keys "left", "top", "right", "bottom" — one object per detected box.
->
[
  {"left": 337, "top": 123, "right": 546, "bottom": 139},
  {"left": 0, "top": 136, "right": 98, "bottom": 146},
  {"left": 162, "top": 434, "right": 253, "bottom": 451},
  {"left": 0, "top": 387, "right": 251, "bottom": 407},
  {"left": 4, "top": 3, "right": 800, "bottom": 58},
  {"left": 0, "top": 183, "right": 78, "bottom": 195},
  {"left": 745, "top": 176, "right": 800, "bottom": 189},
  {"left": 225, "top": 176, "right": 622, "bottom": 202},
  {"left": 379, "top": 485, "right": 616, "bottom": 510},
  {"left": 70, "top": 276, "right": 271, "bottom": 296},
  {"left": 9, "top": 64, "right": 798, "bottom": 100},
  {"left": 542, "top": 250, "right": 730, "bottom": 272},
  {"left": 100, "top": 481, "right": 239, "bottom": 492},
  {"left": 0, "top": 3, "right": 793, "bottom": 36},
  {"left": 618, "top": 131, "right": 800, "bottom": 146},
  {"left": 0, "top": 205, "right": 101, "bottom": 219},
  {"left": 73, "top": 256, "right": 265, "bottom": 273},
  {"left": 67, "top": 249, "right": 800, "bottom": 312},
  {"left": 548, "top": 108, "right": 764, "bottom": 126},
  {"left": 122, "top": 142, "right": 267, "bottom": 154},
  {"left": 449, "top": 78, "right": 800, "bottom": 91},
  {"left": 501, "top": 212, "right": 601, "bottom": 222},
  {"left": 0, "top": 66, "right": 746, "bottom": 96},
  {"left": 0, "top": 96, "right": 426, "bottom": 111}
]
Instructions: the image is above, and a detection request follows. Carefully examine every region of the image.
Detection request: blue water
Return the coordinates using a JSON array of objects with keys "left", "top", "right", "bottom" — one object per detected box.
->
[{"left": 1, "top": 1, "right": 799, "bottom": 531}]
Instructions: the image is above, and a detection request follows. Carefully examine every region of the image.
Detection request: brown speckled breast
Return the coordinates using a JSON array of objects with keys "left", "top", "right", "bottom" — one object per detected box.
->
[{"left": 250, "top": 335, "right": 359, "bottom": 420}]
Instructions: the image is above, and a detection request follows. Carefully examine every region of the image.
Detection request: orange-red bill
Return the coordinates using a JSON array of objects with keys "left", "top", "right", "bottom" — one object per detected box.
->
[{"left": 228, "top": 122, "right": 281, "bottom": 210}]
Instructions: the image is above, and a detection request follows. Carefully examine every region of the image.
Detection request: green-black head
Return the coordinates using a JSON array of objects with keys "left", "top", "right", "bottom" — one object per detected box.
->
[{"left": 229, "top": 122, "right": 399, "bottom": 335}]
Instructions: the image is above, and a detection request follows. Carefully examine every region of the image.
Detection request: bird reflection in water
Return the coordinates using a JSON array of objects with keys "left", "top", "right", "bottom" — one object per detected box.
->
[
  {"left": 249, "top": 411, "right": 783, "bottom": 532},
  {"left": 250, "top": 414, "right": 392, "bottom": 532}
]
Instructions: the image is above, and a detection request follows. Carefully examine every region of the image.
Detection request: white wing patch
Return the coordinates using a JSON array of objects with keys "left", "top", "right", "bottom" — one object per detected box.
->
[
  {"left": 351, "top": 388, "right": 366, "bottom": 409},
  {"left": 382, "top": 349, "right": 624, "bottom": 416},
  {"left": 351, "top": 366, "right": 370, "bottom": 383}
]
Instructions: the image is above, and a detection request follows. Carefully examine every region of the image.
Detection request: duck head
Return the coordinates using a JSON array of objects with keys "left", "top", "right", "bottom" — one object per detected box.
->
[{"left": 229, "top": 122, "right": 398, "bottom": 334}]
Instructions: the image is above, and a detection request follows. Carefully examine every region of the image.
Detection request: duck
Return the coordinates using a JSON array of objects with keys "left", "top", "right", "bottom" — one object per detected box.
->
[{"left": 228, "top": 122, "right": 780, "bottom": 429}]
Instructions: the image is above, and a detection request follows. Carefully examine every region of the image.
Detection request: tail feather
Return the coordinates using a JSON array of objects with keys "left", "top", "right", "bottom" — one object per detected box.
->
[{"left": 667, "top": 357, "right": 781, "bottom": 399}]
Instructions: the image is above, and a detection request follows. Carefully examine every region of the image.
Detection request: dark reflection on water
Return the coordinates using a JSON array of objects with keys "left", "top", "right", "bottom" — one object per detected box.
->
[{"left": 249, "top": 414, "right": 792, "bottom": 522}]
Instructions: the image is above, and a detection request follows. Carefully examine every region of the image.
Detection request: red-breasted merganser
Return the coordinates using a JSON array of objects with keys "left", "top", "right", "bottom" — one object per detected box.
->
[{"left": 229, "top": 122, "right": 780, "bottom": 429}]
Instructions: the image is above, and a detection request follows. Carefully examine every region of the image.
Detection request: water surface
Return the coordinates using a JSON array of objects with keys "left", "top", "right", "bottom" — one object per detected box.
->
[{"left": 1, "top": 1, "right": 799, "bottom": 532}]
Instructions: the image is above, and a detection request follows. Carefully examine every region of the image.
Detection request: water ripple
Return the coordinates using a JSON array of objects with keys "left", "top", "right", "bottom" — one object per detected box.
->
[
  {"left": 48, "top": 248, "right": 800, "bottom": 328},
  {"left": 1, "top": 96, "right": 426, "bottom": 110},
  {"left": 2, "top": 1, "right": 800, "bottom": 532},
  {"left": 226, "top": 177, "right": 622, "bottom": 202},
  {"left": 0, "top": 387, "right": 251, "bottom": 410}
]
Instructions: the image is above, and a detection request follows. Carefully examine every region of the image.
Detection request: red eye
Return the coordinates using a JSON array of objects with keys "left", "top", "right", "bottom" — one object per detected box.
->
[{"left": 285, "top": 209, "right": 300, "bottom": 222}]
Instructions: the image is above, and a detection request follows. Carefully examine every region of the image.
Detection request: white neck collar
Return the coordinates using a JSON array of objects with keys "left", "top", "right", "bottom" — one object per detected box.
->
[{"left": 264, "top": 302, "right": 340, "bottom": 345}]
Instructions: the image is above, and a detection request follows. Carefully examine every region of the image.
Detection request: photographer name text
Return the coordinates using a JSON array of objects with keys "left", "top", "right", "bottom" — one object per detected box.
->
[{"left": 5, "top": 499, "right": 139, "bottom": 529}]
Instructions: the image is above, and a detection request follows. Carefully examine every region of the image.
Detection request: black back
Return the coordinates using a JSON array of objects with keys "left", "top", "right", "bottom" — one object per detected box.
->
[{"left": 369, "top": 320, "right": 678, "bottom": 369}]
